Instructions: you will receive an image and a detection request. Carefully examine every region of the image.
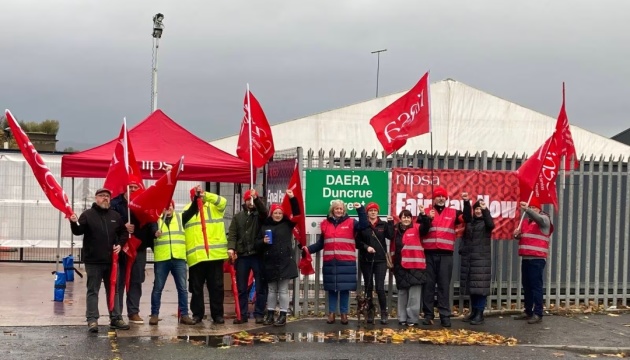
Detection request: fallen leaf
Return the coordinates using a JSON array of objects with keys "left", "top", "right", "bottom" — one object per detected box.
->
[{"left": 552, "top": 352, "right": 565, "bottom": 357}]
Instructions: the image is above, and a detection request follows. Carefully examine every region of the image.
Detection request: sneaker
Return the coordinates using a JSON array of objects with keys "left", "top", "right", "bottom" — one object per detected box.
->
[
  {"left": 149, "top": 315, "right": 159, "bottom": 326},
  {"left": 527, "top": 315, "right": 542, "bottom": 324},
  {"left": 422, "top": 318, "right": 434, "bottom": 326},
  {"left": 128, "top": 314, "right": 144, "bottom": 324},
  {"left": 407, "top": 322, "right": 417, "bottom": 327},
  {"left": 380, "top": 312, "right": 389, "bottom": 325},
  {"left": 110, "top": 319, "right": 130, "bottom": 330},
  {"left": 88, "top": 322, "right": 98, "bottom": 333},
  {"left": 513, "top": 313, "right": 532, "bottom": 320},
  {"left": 179, "top": 315, "right": 195, "bottom": 325}
]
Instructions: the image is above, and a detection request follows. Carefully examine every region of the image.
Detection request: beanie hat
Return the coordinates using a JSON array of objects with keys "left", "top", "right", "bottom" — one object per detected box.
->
[
  {"left": 473, "top": 200, "right": 482, "bottom": 209},
  {"left": 528, "top": 196, "right": 541, "bottom": 209},
  {"left": 365, "top": 202, "right": 380, "bottom": 212},
  {"left": 189, "top": 187, "right": 198, "bottom": 201},
  {"left": 270, "top": 204, "right": 283, "bottom": 215},
  {"left": 433, "top": 186, "right": 448, "bottom": 199},
  {"left": 243, "top": 189, "right": 254, "bottom": 201}
]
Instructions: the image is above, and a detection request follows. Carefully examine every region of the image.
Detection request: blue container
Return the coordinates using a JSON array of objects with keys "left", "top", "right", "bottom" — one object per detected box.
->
[
  {"left": 265, "top": 229, "right": 273, "bottom": 244},
  {"left": 63, "top": 255, "right": 74, "bottom": 282},
  {"left": 54, "top": 272, "right": 66, "bottom": 302}
]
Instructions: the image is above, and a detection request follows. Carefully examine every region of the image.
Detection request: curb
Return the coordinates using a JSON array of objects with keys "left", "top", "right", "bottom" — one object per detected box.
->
[{"left": 519, "top": 344, "right": 630, "bottom": 354}]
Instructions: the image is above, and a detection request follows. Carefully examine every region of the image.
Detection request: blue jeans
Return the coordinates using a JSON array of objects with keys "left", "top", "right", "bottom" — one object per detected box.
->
[
  {"left": 328, "top": 290, "right": 350, "bottom": 314},
  {"left": 522, "top": 258, "right": 546, "bottom": 317},
  {"left": 470, "top": 294, "right": 487, "bottom": 311},
  {"left": 151, "top": 259, "right": 189, "bottom": 316}
]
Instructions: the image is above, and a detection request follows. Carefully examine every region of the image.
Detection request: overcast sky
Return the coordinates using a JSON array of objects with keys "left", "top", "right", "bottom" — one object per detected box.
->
[{"left": 1, "top": 0, "right": 628, "bottom": 151}]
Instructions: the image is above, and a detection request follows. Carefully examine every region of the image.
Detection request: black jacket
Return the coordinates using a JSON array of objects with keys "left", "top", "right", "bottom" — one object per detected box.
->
[
  {"left": 227, "top": 197, "right": 268, "bottom": 256},
  {"left": 356, "top": 219, "right": 394, "bottom": 263},
  {"left": 391, "top": 222, "right": 426, "bottom": 289},
  {"left": 110, "top": 194, "right": 157, "bottom": 251},
  {"left": 459, "top": 200, "right": 495, "bottom": 296},
  {"left": 256, "top": 197, "right": 301, "bottom": 282},
  {"left": 70, "top": 203, "right": 127, "bottom": 264}
]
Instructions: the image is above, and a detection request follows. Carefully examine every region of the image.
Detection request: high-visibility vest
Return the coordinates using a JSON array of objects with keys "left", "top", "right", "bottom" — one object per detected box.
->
[
  {"left": 154, "top": 213, "right": 186, "bottom": 262},
  {"left": 518, "top": 216, "right": 552, "bottom": 258},
  {"left": 400, "top": 223, "right": 426, "bottom": 269},
  {"left": 422, "top": 207, "right": 457, "bottom": 251},
  {"left": 183, "top": 193, "right": 228, "bottom": 267},
  {"left": 321, "top": 218, "right": 356, "bottom": 262}
]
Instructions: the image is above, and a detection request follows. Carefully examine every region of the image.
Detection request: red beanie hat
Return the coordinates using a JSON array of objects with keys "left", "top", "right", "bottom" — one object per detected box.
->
[
  {"left": 243, "top": 189, "right": 254, "bottom": 201},
  {"left": 189, "top": 187, "right": 197, "bottom": 201},
  {"left": 433, "top": 186, "right": 448, "bottom": 199},
  {"left": 365, "top": 202, "right": 380, "bottom": 212},
  {"left": 528, "top": 196, "right": 541, "bottom": 209},
  {"left": 270, "top": 204, "right": 283, "bottom": 215}
]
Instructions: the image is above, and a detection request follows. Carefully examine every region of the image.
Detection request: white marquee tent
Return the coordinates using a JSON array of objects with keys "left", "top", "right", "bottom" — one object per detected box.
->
[{"left": 211, "top": 79, "right": 630, "bottom": 158}]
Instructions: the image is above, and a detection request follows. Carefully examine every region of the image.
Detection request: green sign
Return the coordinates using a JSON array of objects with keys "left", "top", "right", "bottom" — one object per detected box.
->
[{"left": 305, "top": 169, "right": 389, "bottom": 216}]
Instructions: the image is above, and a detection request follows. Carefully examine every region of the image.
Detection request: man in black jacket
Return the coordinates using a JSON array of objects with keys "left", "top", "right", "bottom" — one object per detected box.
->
[
  {"left": 110, "top": 177, "right": 157, "bottom": 325},
  {"left": 227, "top": 189, "right": 268, "bottom": 324},
  {"left": 70, "top": 188, "right": 130, "bottom": 333}
]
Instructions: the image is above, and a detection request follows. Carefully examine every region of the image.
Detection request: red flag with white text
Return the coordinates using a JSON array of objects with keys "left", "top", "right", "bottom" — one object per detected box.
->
[
  {"left": 236, "top": 90, "right": 275, "bottom": 169},
  {"left": 281, "top": 161, "right": 306, "bottom": 246},
  {"left": 370, "top": 72, "right": 430, "bottom": 155},
  {"left": 517, "top": 135, "right": 561, "bottom": 208},
  {"left": 129, "top": 157, "right": 184, "bottom": 226},
  {"left": 5, "top": 110, "right": 73, "bottom": 218},
  {"left": 554, "top": 84, "right": 579, "bottom": 170},
  {"left": 104, "top": 120, "right": 144, "bottom": 198}
]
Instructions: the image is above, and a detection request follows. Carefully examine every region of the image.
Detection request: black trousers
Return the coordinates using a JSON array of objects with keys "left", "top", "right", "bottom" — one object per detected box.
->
[
  {"left": 117, "top": 249, "right": 146, "bottom": 316},
  {"left": 422, "top": 252, "right": 453, "bottom": 319},
  {"left": 189, "top": 260, "right": 224, "bottom": 321},
  {"left": 360, "top": 260, "right": 388, "bottom": 312}
]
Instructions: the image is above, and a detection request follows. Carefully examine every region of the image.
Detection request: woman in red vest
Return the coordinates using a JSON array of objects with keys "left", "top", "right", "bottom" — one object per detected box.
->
[
  {"left": 513, "top": 197, "right": 553, "bottom": 324},
  {"left": 391, "top": 209, "right": 427, "bottom": 326},
  {"left": 307, "top": 200, "right": 368, "bottom": 325}
]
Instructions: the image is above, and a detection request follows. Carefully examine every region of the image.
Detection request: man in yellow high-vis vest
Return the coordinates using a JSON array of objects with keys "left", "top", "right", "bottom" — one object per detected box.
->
[
  {"left": 149, "top": 200, "right": 196, "bottom": 326},
  {"left": 183, "top": 185, "right": 228, "bottom": 325}
]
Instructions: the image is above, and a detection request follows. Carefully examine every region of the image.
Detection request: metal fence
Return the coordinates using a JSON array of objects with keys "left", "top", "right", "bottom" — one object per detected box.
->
[{"left": 2, "top": 148, "right": 629, "bottom": 315}]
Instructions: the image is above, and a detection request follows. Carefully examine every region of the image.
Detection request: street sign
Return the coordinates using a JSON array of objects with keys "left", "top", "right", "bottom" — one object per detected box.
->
[{"left": 305, "top": 169, "right": 388, "bottom": 216}]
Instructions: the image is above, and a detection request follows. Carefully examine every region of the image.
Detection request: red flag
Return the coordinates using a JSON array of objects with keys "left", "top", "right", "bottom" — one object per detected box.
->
[
  {"left": 4, "top": 110, "right": 73, "bottom": 218},
  {"left": 281, "top": 161, "right": 306, "bottom": 247},
  {"left": 517, "top": 135, "right": 561, "bottom": 208},
  {"left": 121, "top": 235, "right": 142, "bottom": 292},
  {"left": 108, "top": 251, "right": 118, "bottom": 312},
  {"left": 104, "top": 119, "right": 144, "bottom": 198},
  {"left": 128, "top": 157, "right": 183, "bottom": 226},
  {"left": 236, "top": 90, "right": 275, "bottom": 169},
  {"left": 370, "top": 72, "right": 430, "bottom": 155},
  {"left": 554, "top": 83, "right": 578, "bottom": 170}
]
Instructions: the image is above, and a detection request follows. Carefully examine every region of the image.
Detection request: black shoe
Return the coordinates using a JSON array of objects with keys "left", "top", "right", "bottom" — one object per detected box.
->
[
  {"left": 462, "top": 309, "right": 476, "bottom": 323},
  {"left": 380, "top": 311, "right": 388, "bottom": 325},
  {"left": 470, "top": 310, "right": 484, "bottom": 325},
  {"left": 213, "top": 317, "right": 225, "bottom": 325},
  {"left": 263, "top": 310, "right": 275, "bottom": 326},
  {"left": 233, "top": 318, "right": 248, "bottom": 324},
  {"left": 274, "top": 311, "right": 287, "bottom": 327},
  {"left": 440, "top": 317, "right": 451, "bottom": 328},
  {"left": 398, "top": 321, "right": 407, "bottom": 326},
  {"left": 192, "top": 316, "right": 203, "bottom": 324},
  {"left": 513, "top": 313, "right": 532, "bottom": 320},
  {"left": 88, "top": 322, "right": 98, "bottom": 333},
  {"left": 255, "top": 316, "right": 265, "bottom": 324},
  {"left": 527, "top": 315, "right": 542, "bottom": 324},
  {"left": 422, "top": 317, "right": 434, "bottom": 326},
  {"left": 109, "top": 319, "right": 130, "bottom": 330}
]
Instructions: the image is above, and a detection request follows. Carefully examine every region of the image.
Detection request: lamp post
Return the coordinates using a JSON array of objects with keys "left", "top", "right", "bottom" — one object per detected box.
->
[
  {"left": 371, "top": 49, "right": 387, "bottom": 98},
  {"left": 151, "top": 13, "right": 165, "bottom": 112}
]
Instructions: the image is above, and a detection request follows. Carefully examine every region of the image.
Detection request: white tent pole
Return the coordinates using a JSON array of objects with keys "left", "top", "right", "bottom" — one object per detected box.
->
[{"left": 54, "top": 177, "right": 64, "bottom": 274}]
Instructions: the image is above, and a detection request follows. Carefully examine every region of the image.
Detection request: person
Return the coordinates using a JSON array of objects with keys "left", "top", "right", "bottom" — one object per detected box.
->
[
  {"left": 69, "top": 188, "right": 130, "bottom": 333},
  {"left": 149, "top": 200, "right": 195, "bottom": 326},
  {"left": 513, "top": 197, "right": 553, "bottom": 324},
  {"left": 420, "top": 186, "right": 464, "bottom": 328},
  {"left": 391, "top": 208, "right": 428, "bottom": 327},
  {"left": 460, "top": 196, "right": 495, "bottom": 325},
  {"left": 307, "top": 200, "right": 368, "bottom": 325},
  {"left": 256, "top": 190, "right": 301, "bottom": 326},
  {"left": 183, "top": 185, "right": 229, "bottom": 325},
  {"left": 355, "top": 202, "right": 394, "bottom": 324},
  {"left": 227, "top": 189, "right": 269, "bottom": 324},
  {"left": 110, "top": 176, "right": 157, "bottom": 325}
]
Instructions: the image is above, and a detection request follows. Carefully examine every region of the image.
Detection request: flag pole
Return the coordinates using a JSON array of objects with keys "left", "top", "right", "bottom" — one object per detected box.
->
[
  {"left": 246, "top": 83, "right": 254, "bottom": 193},
  {"left": 428, "top": 71, "right": 435, "bottom": 205}
]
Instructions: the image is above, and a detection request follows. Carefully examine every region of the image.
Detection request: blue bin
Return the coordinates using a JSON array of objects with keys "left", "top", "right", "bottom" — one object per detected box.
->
[
  {"left": 54, "top": 272, "right": 66, "bottom": 302},
  {"left": 63, "top": 255, "right": 75, "bottom": 282}
]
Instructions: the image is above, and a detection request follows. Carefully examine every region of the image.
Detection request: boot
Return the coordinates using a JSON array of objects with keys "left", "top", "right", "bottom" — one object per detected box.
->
[
  {"left": 263, "top": 310, "right": 275, "bottom": 326},
  {"left": 327, "top": 312, "right": 336, "bottom": 324},
  {"left": 470, "top": 309, "right": 484, "bottom": 325},
  {"left": 340, "top": 313, "right": 349, "bottom": 325},
  {"left": 462, "top": 309, "right": 476, "bottom": 323},
  {"left": 274, "top": 311, "right": 287, "bottom": 327},
  {"left": 380, "top": 311, "right": 388, "bottom": 325},
  {"left": 367, "top": 309, "right": 374, "bottom": 324}
]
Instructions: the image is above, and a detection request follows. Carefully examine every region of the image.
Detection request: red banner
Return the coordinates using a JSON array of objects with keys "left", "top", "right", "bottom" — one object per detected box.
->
[
  {"left": 236, "top": 90, "right": 275, "bottom": 169},
  {"left": 517, "top": 135, "right": 560, "bottom": 208},
  {"left": 281, "top": 161, "right": 306, "bottom": 246},
  {"left": 390, "top": 168, "right": 519, "bottom": 240},
  {"left": 5, "top": 110, "right": 73, "bottom": 218},
  {"left": 104, "top": 120, "right": 144, "bottom": 198}
]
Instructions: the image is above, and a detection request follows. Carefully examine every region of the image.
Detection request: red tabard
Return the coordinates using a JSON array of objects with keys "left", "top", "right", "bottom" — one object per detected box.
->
[
  {"left": 422, "top": 207, "right": 457, "bottom": 251},
  {"left": 321, "top": 218, "right": 357, "bottom": 262},
  {"left": 400, "top": 223, "right": 426, "bottom": 270},
  {"left": 518, "top": 216, "right": 551, "bottom": 258}
]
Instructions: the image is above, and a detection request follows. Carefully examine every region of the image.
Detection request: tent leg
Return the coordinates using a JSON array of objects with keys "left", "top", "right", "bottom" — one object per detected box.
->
[
  {"left": 54, "top": 178, "right": 64, "bottom": 273},
  {"left": 70, "top": 177, "right": 75, "bottom": 259}
]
